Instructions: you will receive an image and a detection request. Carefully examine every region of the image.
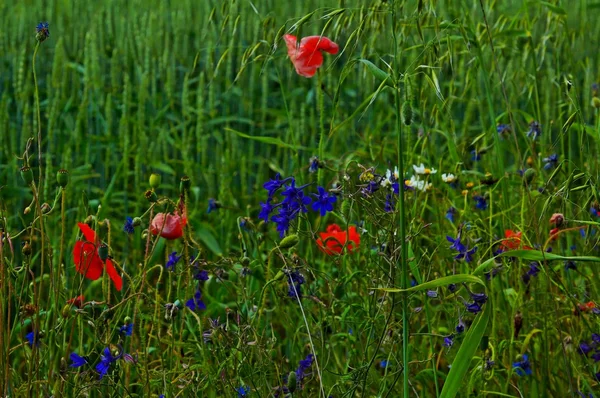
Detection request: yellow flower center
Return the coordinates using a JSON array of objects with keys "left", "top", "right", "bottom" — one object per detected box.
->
[{"left": 466, "top": 182, "right": 474, "bottom": 188}]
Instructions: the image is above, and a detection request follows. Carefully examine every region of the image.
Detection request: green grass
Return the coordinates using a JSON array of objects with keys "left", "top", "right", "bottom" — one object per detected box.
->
[{"left": 1, "top": 0, "right": 600, "bottom": 396}]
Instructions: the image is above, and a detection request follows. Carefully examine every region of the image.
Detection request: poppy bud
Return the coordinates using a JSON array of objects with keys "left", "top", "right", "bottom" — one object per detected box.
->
[
  {"left": 61, "top": 304, "right": 71, "bottom": 318},
  {"left": 145, "top": 190, "right": 158, "bottom": 203},
  {"left": 149, "top": 173, "right": 161, "bottom": 189},
  {"left": 549, "top": 213, "right": 565, "bottom": 227},
  {"left": 241, "top": 256, "right": 251, "bottom": 266},
  {"left": 124, "top": 316, "right": 132, "bottom": 324},
  {"left": 402, "top": 101, "right": 412, "bottom": 126},
  {"left": 98, "top": 244, "right": 109, "bottom": 261},
  {"left": 180, "top": 175, "right": 191, "bottom": 193},
  {"left": 279, "top": 234, "right": 299, "bottom": 249},
  {"left": 22, "top": 241, "right": 32, "bottom": 256},
  {"left": 20, "top": 166, "right": 34, "bottom": 185},
  {"left": 287, "top": 371, "right": 297, "bottom": 393},
  {"left": 592, "top": 97, "right": 600, "bottom": 109},
  {"left": 56, "top": 169, "right": 69, "bottom": 188},
  {"left": 513, "top": 311, "right": 523, "bottom": 339},
  {"left": 132, "top": 217, "right": 142, "bottom": 227},
  {"left": 24, "top": 206, "right": 32, "bottom": 215},
  {"left": 41, "top": 203, "right": 51, "bottom": 214}
]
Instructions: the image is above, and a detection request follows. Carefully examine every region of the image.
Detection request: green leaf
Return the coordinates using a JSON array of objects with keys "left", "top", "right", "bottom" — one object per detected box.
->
[
  {"left": 378, "top": 274, "right": 485, "bottom": 293},
  {"left": 473, "top": 250, "right": 600, "bottom": 275},
  {"left": 356, "top": 59, "right": 392, "bottom": 86},
  {"left": 540, "top": 1, "right": 567, "bottom": 15},
  {"left": 196, "top": 223, "right": 223, "bottom": 256},
  {"left": 225, "top": 128, "right": 313, "bottom": 151},
  {"left": 440, "top": 301, "right": 491, "bottom": 398}
]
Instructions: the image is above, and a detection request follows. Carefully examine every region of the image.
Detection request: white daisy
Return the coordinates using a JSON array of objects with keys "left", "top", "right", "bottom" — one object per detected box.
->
[
  {"left": 413, "top": 163, "right": 437, "bottom": 175},
  {"left": 442, "top": 173, "right": 456, "bottom": 183}
]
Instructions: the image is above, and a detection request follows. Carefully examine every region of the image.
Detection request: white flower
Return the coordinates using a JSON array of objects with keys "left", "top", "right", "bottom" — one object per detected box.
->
[
  {"left": 381, "top": 167, "right": 401, "bottom": 189},
  {"left": 407, "top": 175, "right": 432, "bottom": 192},
  {"left": 442, "top": 173, "right": 456, "bottom": 183},
  {"left": 413, "top": 163, "right": 437, "bottom": 175}
]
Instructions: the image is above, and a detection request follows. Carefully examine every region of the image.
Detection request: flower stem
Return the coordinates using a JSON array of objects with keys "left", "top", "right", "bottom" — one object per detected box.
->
[{"left": 317, "top": 71, "right": 325, "bottom": 186}]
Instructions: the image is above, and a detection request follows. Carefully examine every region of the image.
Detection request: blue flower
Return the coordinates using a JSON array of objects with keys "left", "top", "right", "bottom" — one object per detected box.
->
[
  {"left": 280, "top": 179, "right": 311, "bottom": 208},
  {"left": 564, "top": 261, "right": 577, "bottom": 271},
  {"left": 119, "top": 323, "right": 134, "bottom": 336},
  {"left": 26, "top": 331, "right": 40, "bottom": 348},
  {"left": 543, "top": 154, "right": 559, "bottom": 170},
  {"left": 186, "top": 289, "right": 206, "bottom": 311},
  {"left": 263, "top": 173, "right": 289, "bottom": 198},
  {"left": 512, "top": 354, "right": 532, "bottom": 376},
  {"left": 207, "top": 198, "right": 221, "bottom": 214},
  {"left": 447, "top": 234, "right": 477, "bottom": 263},
  {"left": 473, "top": 195, "right": 488, "bottom": 210},
  {"left": 295, "top": 354, "right": 314, "bottom": 385},
  {"left": 166, "top": 251, "right": 181, "bottom": 271},
  {"left": 579, "top": 341, "right": 592, "bottom": 355},
  {"left": 471, "top": 150, "right": 481, "bottom": 161},
  {"left": 527, "top": 121, "right": 541, "bottom": 140},
  {"left": 497, "top": 124, "right": 510, "bottom": 137},
  {"left": 527, "top": 262, "right": 541, "bottom": 277},
  {"left": 311, "top": 186, "right": 337, "bottom": 216},
  {"left": 384, "top": 194, "right": 395, "bottom": 213},
  {"left": 465, "top": 301, "right": 482, "bottom": 314},
  {"left": 426, "top": 290, "right": 438, "bottom": 298},
  {"left": 36, "top": 22, "right": 50, "bottom": 42},
  {"left": 456, "top": 318, "right": 465, "bottom": 333},
  {"left": 236, "top": 386, "right": 250, "bottom": 397},
  {"left": 194, "top": 269, "right": 209, "bottom": 281},
  {"left": 443, "top": 335, "right": 454, "bottom": 347},
  {"left": 447, "top": 234, "right": 466, "bottom": 252},
  {"left": 96, "top": 347, "right": 120, "bottom": 380},
  {"left": 287, "top": 269, "right": 306, "bottom": 300},
  {"left": 379, "top": 359, "right": 389, "bottom": 369},
  {"left": 448, "top": 283, "right": 457, "bottom": 293},
  {"left": 70, "top": 352, "right": 87, "bottom": 368},
  {"left": 309, "top": 156, "right": 320, "bottom": 173},
  {"left": 470, "top": 292, "right": 488, "bottom": 304},
  {"left": 445, "top": 207, "right": 456, "bottom": 223},
  {"left": 123, "top": 217, "right": 135, "bottom": 234},
  {"left": 259, "top": 199, "right": 275, "bottom": 222}
]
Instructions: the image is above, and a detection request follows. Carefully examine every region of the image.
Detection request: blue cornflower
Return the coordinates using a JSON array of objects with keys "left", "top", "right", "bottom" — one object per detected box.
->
[
  {"left": 36, "top": 22, "right": 50, "bottom": 42},
  {"left": 512, "top": 354, "right": 532, "bottom": 376},
  {"left": 123, "top": 217, "right": 135, "bottom": 234},
  {"left": 471, "top": 150, "right": 481, "bottom": 161},
  {"left": 26, "top": 331, "right": 40, "bottom": 348},
  {"left": 456, "top": 318, "right": 465, "bottom": 333},
  {"left": 166, "top": 251, "right": 181, "bottom": 271},
  {"left": 119, "top": 323, "right": 134, "bottom": 336},
  {"left": 474, "top": 195, "right": 488, "bottom": 210},
  {"left": 527, "top": 121, "right": 541, "bottom": 140},
  {"left": 445, "top": 207, "right": 456, "bottom": 223},
  {"left": 311, "top": 186, "right": 337, "bottom": 216},
  {"left": 186, "top": 289, "right": 206, "bottom": 311},
  {"left": 96, "top": 346, "right": 121, "bottom": 380},
  {"left": 207, "top": 198, "right": 221, "bottom": 214},
  {"left": 543, "top": 154, "right": 559, "bottom": 170},
  {"left": 384, "top": 194, "right": 395, "bottom": 213},
  {"left": 70, "top": 352, "right": 88, "bottom": 368},
  {"left": 259, "top": 199, "right": 275, "bottom": 222},
  {"left": 287, "top": 269, "right": 306, "bottom": 300},
  {"left": 236, "top": 386, "right": 250, "bottom": 397},
  {"left": 308, "top": 156, "right": 320, "bottom": 173}
]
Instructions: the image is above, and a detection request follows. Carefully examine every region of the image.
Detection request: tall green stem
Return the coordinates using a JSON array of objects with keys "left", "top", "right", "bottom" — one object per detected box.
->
[
  {"left": 392, "top": 3, "right": 409, "bottom": 397},
  {"left": 317, "top": 72, "right": 325, "bottom": 186}
]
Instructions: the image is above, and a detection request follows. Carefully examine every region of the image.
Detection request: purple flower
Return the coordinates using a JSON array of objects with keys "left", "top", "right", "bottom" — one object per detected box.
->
[
  {"left": 96, "top": 346, "right": 121, "bottom": 379},
  {"left": 259, "top": 199, "right": 275, "bottom": 223},
  {"left": 166, "top": 251, "right": 181, "bottom": 271},
  {"left": 512, "top": 354, "right": 532, "bottom": 376},
  {"left": 236, "top": 386, "right": 250, "bottom": 397},
  {"left": 287, "top": 269, "right": 306, "bottom": 300},
  {"left": 443, "top": 335, "right": 454, "bottom": 347},
  {"left": 426, "top": 290, "right": 438, "bottom": 298},
  {"left": 207, "top": 198, "right": 221, "bottom": 214},
  {"left": 527, "top": 121, "right": 541, "bottom": 140},
  {"left": 445, "top": 207, "right": 456, "bottom": 223},
  {"left": 123, "top": 217, "right": 135, "bottom": 234},
  {"left": 119, "top": 323, "right": 134, "bottom": 336},
  {"left": 543, "top": 154, "right": 559, "bottom": 170},
  {"left": 186, "top": 290, "right": 206, "bottom": 311},
  {"left": 474, "top": 195, "right": 488, "bottom": 210},
  {"left": 311, "top": 186, "right": 336, "bottom": 217},
  {"left": 309, "top": 157, "right": 320, "bottom": 173},
  {"left": 384, "top": 194, "right": 395, "bottom": 213},
  {"left": 263, "top": 173, "right": 289, "bottom": 198},
  {"left": 69, "top": 352, "right": 87, "bottom": 368}
]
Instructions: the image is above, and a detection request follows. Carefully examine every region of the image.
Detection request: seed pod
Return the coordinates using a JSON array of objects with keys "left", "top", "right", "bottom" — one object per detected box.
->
[
  {"left": 149, "top": 173, "right": 161, "bottom": 189},
  {"left": 180, "top": 175, "right": 191, "bottom": 193},
  {"left": 145, "top": 190, "right": 158, "bottom": 203},
  {"left": 22, "top": 241, "right": 32, "bottom": 256},
  {"left": 132, "top": 217, "right": 142, "bottom": 227},
  {"left": 592, "top": 97, "right": 600, "bottom": 109},
  {"left": 98, "top": 244, "right": 109, "bottom": 261},
  {"left": 279, "top": 234, "right": 299, "bottom": 249},
  {"left": 56, "top": 169, "right": 69, "bottom": 188},
  {"left": 523, "top": 168, "right": 537, "bottom": 186},
  {"left": 20, "top": 166, "right": 33, "bottom": 185}
]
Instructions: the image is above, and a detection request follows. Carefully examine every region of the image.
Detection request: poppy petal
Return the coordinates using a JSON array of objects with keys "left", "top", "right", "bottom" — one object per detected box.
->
[
  {"left": 300, "top": 35, "right": 339, "bottom": 55},
  {"left": 77, "top": 222, "right": 96, "bottom": 243},
  {"left": 104, "top": 258, "right": 123, "bottom": 291},
  {"left": 73, "top": 241, "right": 103, "bottom": 280}
]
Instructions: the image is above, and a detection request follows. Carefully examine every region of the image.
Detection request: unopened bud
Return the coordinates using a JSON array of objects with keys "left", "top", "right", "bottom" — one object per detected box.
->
[
  {"left": 98, "top": 244, "right": 109, "bottom": 261},
  {"left": 40, "top": 203, "right": 51, "bottom": 214},
  {"left": 180, "top": 175, "right": 191, "bottom": 193},
  {"left": 149, "top": 173, "right": 161, "bottom": 189},
  {"left": 592, "top": 97, "right": 600, "bottom": 109},
  {"left": 279, "top": 234, "right": 299, "bottom": 249},
  {"left": 20, "top": 166, "right": 33, "bottom": 185},
  {"left": 22, "top": 241, "right": 32, "bottom": 256},
  {"left": 56, "top": 169, "right": 69, "bottom": 188},
  {"left": 145, "top": 190, "right": 158, "bottom": 203}
]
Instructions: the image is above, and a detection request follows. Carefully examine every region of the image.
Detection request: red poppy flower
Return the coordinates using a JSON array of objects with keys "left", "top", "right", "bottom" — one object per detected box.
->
[
  {"left": 73, "top": 223, "right": 123, "bottom": 291},
  {"left": 67, "top": 295, "right": 85, "bottom": 309},
  {"left": 578, "top": 301, "right": 596, "bottom": 312},
  {"left": 500, "top": 229, "right": 532, "bottom": 251},
  {"left": 316, "top": 224, "right": 360, "bottom": 255},
  {"left": 284, "top": 34, "right": 339, "bottom": 78},
  {"left": 150, "top": 205, "right": 187, "bottom": 240},
  {"left": 549, "top": 227, "right": 560, "bottom": 241}
]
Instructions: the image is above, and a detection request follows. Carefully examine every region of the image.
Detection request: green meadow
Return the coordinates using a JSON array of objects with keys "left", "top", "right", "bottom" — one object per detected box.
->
[{"left": 1, "top": 0, "right": 600, "bottom": 396}]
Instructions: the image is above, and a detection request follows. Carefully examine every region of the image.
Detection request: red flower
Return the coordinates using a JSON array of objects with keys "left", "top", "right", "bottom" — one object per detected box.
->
[
  {"left": 284, "top": 34, "right": 339, "bottom": 78},
  {"left": 316, "top": 224, "right": 360, "bottom": 255},
  {"left": 150, "top": 203, "right": 187, "bottom": 240},
  {"left": 501, "top": 229, "right": 532, "bottom": 251},
  {"left": 67, "top": 295, "right": 85, "bottom": 309},
  {"left": 549, "top": 227, "right": 560, "bottom": 241},
  {"left": 73, "top": 223, "right": 123, "bottom": 291}
]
